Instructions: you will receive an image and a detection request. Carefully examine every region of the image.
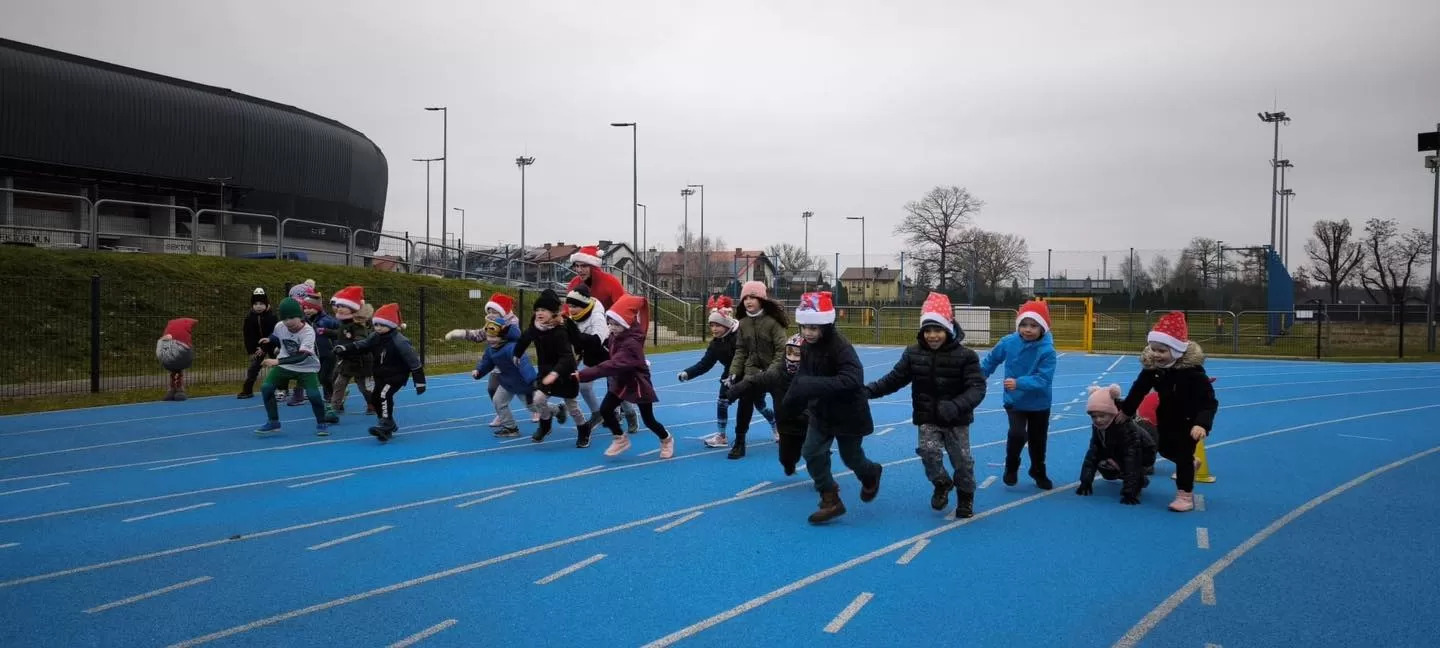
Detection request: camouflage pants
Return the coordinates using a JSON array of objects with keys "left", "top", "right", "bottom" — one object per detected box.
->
[{"left": 917, "top": 424, "right": 975, "bottom": 494}]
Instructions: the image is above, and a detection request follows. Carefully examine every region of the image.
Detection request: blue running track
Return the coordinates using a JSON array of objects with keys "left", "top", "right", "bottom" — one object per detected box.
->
[{"left": 1, "top": 347, "right": 1438, "bottom": 647}]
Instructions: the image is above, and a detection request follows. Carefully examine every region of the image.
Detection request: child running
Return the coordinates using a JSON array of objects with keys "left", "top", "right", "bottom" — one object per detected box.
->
[
  {"left": 1119, "top": 311, "right": 1219, "bottom": 512},
  {"left": 513, "top": 289, "right": 590, "bottom": 443},
  {"left": 577, "top": 295, "right": 675, "bottom": 458},
  {"left": 724, "top": 281, "right": 785, "bottom": 459},
  {"left": 679, "top": 295, "right": 775, "bottom": 448},
  {"left": 784, "top": 291, "right": 882, "bottom": 524},
  {"left": 980, "top": 300, "right": 1057, "bottom": 489},
  {"left": 564, "top": 284, "right": 639, "bottom": 433},
  {"left": 1076, "top": 385, "right": 1158, "bottom": 505},
  {"left": 255, "top": 298, "right": 332, "bottom": 436},
  {"left": 726, "top": 333, "right": 810, "bottom": 476},
  {"left": 473, "top": 314, "right": 539, "bottom": 438},
  {"left": 864, "top": 293, "right": 987, "bottom": 518},
  {"left": 157, "top": 317, "right": 198, "bottom": 401},
  {"left": 328, "top": 285, "right": 372, "bottom": 415},
  {"left": 333, "top": 303, "right": 427, "bottom": 443}
]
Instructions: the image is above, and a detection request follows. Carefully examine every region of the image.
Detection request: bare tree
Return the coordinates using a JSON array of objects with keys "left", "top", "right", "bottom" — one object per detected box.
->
[
  {"left": 1359, "top": 218, "right": 1431, "bottom": 304},
  {"left": 1117, "top": 253, "right": 1152, "bottom": 293},
  {"left": 969, "top": 229, "right": 1030, "bottom": 297},
  {"left": 1149, "top": 254, "right": 1174, "bottom": 299},
  {"left": 672, "top": 224, "right": 727, "bottom": 292},
  {"left": 1304, "top": 219, "right": 1365, "bottom": 303},
  {"left": 765, "top": 243, "right": 831, "bottom": 283},
  {"left": 895, "top": 186, "right": 983, "bottom": 291},
  {"left": 1181, "top": 238, "right": 1226, "bottom": 289}
]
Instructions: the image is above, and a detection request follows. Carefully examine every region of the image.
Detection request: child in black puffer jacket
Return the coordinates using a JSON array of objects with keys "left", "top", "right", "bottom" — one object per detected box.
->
[
  {"left": 865, "top": 293, "right": 987, "bottom": 518},
  {"left": 1077, "top": 385, "right": 1158, "bottom": 505},
  {"left": 728, "top": 334, "right": 810, "bottom": 477}
]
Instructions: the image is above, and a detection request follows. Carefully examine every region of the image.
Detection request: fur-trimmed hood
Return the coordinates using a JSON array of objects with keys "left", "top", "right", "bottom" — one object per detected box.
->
[{"left": 1142, "top": 340, "right": 1205, "bottom": 370}]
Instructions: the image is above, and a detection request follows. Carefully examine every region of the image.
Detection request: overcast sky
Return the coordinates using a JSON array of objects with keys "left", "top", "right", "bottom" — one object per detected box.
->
[{"left": 5, "top": 0, "right": 1439, "bottom": 275}]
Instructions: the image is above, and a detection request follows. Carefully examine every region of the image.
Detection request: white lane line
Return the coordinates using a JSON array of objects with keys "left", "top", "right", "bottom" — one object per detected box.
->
[
  {"left": 287, "top": 473, "right": 355, "bottom": 489},
  {"left": 654, "top": 512, "right": 703, "bottom": 533},
  {"left": 875, "top": 427, "right": 895, "bottom": 436},
  {"left": 1104, "top": 356, "right": 1125, "bottom": 373},
  {"left": 1194, "top": 494, "right": 1206, "bottom": 512},
  {"left": 1208, "top": 404, "right": 1440, "bottom": 450},
  {"left": 122, "top": 502, "right": 214, "bottom": 523},
  {"left": 638, "top": 448, "right": 661, "bottom": 457},
  {"left": 558, "top": 466, "right": 604, "bottom": 479},
  {"left": 1196, "top": 527, "right": 1210, "bottom": 550},
  {"left": 894, "top": 540, "right": 929, "bottom": 566},
  {"left": 1199, "top": 576, "right": 1217, "bottom": 605},
  {"left": 978, "top": 476, "right": 997, "bottom": 489},
  {"left": 0, "top": 542, "right": 18, "bottom": 549},
  {"left": 735, "top": 482, "right": 772, "bottom": 497},
  {"left": 1205, "top": 643, "right": 1222, "bottom": 648},
  {"left": 455, "top": 490, "right": 516, "bottom": 509},
  {"left": 794, "top": 462, "right": 806, "bottom": 473},
  {"left": 498, "top": 436, "right": 532, "bottom": 444},
  {"left": 387, "top": 619, "right": 457, "bottom": 647},
  {"left": 148, "top": 458, "right": 219, "bottom": 471},
  {"left": 1113, "top": 444, "right": 1440, "bottom": 648},
  {"left": 84, "top": 576, "right": 213, "bottom": 613},
  {"left": 0, "top": 482, "right": 68, "bottom": 496},
  {"left": 307, "top": 526, "right": 393, "bottom": 551},
  {"left": 1337, "top": 434, "right": 1390, "bottom": 442},
  {"left": 534, "top": 554, "right": 606, "bottom": 585},
  {"left": 822, "top": 592, "right": 874, "bottom": 634}
]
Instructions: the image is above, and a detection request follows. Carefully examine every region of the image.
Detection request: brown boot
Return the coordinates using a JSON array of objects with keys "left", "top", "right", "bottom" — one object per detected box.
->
[{"left": 808, "top": 489, "right": 846, "bottom": 524}]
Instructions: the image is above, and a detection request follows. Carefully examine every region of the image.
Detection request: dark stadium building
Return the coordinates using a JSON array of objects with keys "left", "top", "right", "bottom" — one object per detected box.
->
[{"left": 0, "top": 37, "right": 387, "bottom": 263}]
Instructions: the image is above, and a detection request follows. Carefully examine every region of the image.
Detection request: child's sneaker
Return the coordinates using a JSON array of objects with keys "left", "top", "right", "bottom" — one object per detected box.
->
[
  {"left": 604, "top": 435, "right": 632, "bottom": 457},
  {"left": 255, "top": 420, "right": 282, "bottom": 436},
  {"left": 954, "top": 492, "right": 975, "bottom": 519},
  {"left": 1029, "top": 466, "right": 1053, "bottom": 490},
  {"left": 1168, "top": 491, "right": 1195, "bottom": 512},
  {"left": 554, "top": 405, "right": 567, "bottom": 425},
  {"left": 659, "top": 434, "right": 675, "bottom": 459},
  {"left": 495, "top": 427, "right": 520, "bottom": 438},
  {"left": 704, "top": 433, "right": 729, "bottom": 448},
  {"left": 930, "top": 479, "right": 953, "bottom": 511},
  {"left": 489, "top": 415, "right": 504, "bottom": 427},
  {"left": 531, "top": 418, "right": 553, "bottom": 443},
  {"left": 315, "top": 423, "right": 330, "bottom": 437}
]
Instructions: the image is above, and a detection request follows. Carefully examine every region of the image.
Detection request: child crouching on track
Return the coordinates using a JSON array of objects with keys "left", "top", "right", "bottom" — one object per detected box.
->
[
  {"left": 1119, "top": 311, "right": 1219, "bottom": 512},
  {"left": 784, "top": 291, "right": 882, "bottom": 524},
  {"left": 473, "top": 314, "right": 539, "bottom": 438},
  {"left": 1076, "top": 385, "right": 1157, "bottom": 505},
  {"left": 726, "top": 333, "right": 810, "bottom": 476},
  {"left": 157, "top": 317, "right": 198, "bottom": 401},
  {"left": 864, "top": 293, "right": 987, "bottom": 518},
  {"left": 333, "top": 303, "right": 427, "bottom": 443},
  {"left": 577, "top": 295, "right": 676, "bottom": 458}
]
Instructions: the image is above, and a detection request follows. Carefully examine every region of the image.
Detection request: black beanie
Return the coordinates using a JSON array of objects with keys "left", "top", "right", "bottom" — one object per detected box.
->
[
  {"left": 534, "top": 288, "right": 562, "bottom": 313},
  {"left": 251, "top": 287, "right": 269, "bottom": 305},
  {"left": 565, "top": 284, "right": 592, "bottom": 309}
]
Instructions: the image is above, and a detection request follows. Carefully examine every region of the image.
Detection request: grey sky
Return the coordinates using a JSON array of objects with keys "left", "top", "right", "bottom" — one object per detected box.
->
[{"left": 4, "top": 0, "right": 1438, "bottom": 271}]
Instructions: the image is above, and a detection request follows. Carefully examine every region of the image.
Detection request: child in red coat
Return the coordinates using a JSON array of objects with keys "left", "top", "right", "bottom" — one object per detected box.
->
[{"left": 157, "top": 318, "right": 198, "bottom": 401}]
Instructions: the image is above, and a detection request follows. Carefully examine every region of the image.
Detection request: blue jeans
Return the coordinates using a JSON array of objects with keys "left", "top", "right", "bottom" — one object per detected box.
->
[{"left": 801, "top": 420, "right": 880, "bottom": 493}]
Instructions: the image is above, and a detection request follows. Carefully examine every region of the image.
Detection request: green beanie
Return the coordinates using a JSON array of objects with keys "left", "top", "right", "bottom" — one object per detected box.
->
[{"left": 277, "top": 297, "right": 303, "bottom": 320}]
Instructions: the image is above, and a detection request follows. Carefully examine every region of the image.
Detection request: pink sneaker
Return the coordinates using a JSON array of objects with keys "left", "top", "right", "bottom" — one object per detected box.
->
[
  {"left": 604, "top": 435, "right": 632, "bottom": 457},
  {"left": 659, "top": 435, "right": 675, "bottom": 459},
  {"left": 1168, "top": 490, "right": 1195, "bottom": 512}
]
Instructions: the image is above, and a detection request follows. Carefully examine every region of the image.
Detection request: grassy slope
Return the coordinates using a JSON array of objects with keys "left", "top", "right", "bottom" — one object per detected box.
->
[{"left": 0, "top": 246, "right": 706, "bottom": 413}]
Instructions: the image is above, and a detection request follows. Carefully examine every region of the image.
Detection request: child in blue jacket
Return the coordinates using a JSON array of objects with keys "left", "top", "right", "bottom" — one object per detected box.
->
[
  {"left": 980, "top": 300, "right": 1057, "bottom": 489},
  {"left": 472, "top": 315, "right": 538, "bottom": 438}
]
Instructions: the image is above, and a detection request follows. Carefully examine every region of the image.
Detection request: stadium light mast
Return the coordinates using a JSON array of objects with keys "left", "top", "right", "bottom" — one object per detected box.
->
[{"left": 1258, "top": 110, "right": 1290, "bottom": 254}]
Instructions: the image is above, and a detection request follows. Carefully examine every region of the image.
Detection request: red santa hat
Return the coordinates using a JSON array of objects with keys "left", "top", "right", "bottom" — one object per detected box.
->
[
  {"left": 372, "top": 303, "right": 403, "bottom": 330},
  {"left": 707, "top": 295, "right": 737, "bottom": 328},
  {"left": 1016, "top": 300, "right": 1050, "bottom": 332},
  {"left": 919, "top": 292, "right": 955, "bottom": 335},
  {"left": 486, "top": 293, "right": 515, "bottom": 317},
  {"left": 1148, "top": 311, "right": 1190, "bottom": 354},
  {"left": 570, "top": 245, "right": 604, "bottom": 268},
  {"left": 330, "top": 285, "right": 364, "bottom": 312},
  {"left": 795, "top": 291, "right": 836, "bottom": 326},
  {"left": 163, "top": 317, "right": 198, "bottom": 347},
  {"left": 606, "top": 294, "right": 649, "bottom": 330}
]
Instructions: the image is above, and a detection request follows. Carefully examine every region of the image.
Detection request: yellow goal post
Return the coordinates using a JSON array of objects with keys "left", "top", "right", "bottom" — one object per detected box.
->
[{"left": 1038, "top": 297, "right": 1093, "bottom": 352}]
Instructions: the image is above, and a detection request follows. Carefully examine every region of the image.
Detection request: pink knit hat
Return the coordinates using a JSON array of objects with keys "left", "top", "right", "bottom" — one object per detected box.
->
[
  {"left": 740, "top": 280, "right": 767, "bottom": 300},
  {"left": 1085, "top": 384, "right": 1122, "bottom": 415}
]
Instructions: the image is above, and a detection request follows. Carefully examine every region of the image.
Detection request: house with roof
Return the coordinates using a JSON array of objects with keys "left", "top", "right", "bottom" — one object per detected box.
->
[
  {"left": 653, "top": 248, "right": 776, "bottom": 298},
  {"left": 840, "top": 266, "right": 903, "bottom": 304}
]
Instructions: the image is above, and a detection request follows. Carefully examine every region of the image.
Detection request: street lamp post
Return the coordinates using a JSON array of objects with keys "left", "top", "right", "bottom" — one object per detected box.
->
[
  {"left": 1277, "top": 159, "right": 1294, "bottom": 264},
  {"left": 411, "top": 157, "right": 441, "bottom": 254},
  {"left": 681, "top": 188, "right": 695, "bottom": 295},
  {"left": 453, "top": 207, "right": 466, "bottom": 276},
  {"left": 847, "top": 216, "right": 865, "bottom": 304},
  {"left": 636, "top": 202, "right": 647, "bottom": 260},
  {"left": 515, "top": 156, "right": 535, "bottom": 255},
  {"left": 688, "top": 184, "right": 705, "bottom": 295},
  {"left": 424, "top": 107, "right": 448, "bottom": 258},
  {"left": 802, "top": 211, "right": 814, "bottom": 293},
  {"left": 611, "top": 122, "right": 638, "bottom": 254},
  {"left": 1259, "top": 111, "right": 1290, "bottom": 253}
]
